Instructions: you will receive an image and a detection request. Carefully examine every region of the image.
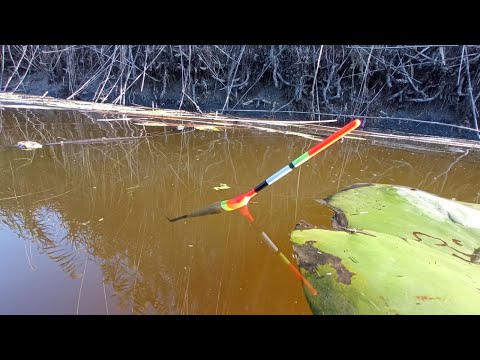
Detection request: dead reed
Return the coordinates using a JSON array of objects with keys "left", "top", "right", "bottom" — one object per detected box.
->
[{"left": 1, "top": 45, "right": 480, "bottom": 138}]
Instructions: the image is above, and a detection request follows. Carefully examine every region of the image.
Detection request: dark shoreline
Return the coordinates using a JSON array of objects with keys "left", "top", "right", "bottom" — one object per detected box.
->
[{"left": 2, "top": 45, "right": 479, "bottom": 140}]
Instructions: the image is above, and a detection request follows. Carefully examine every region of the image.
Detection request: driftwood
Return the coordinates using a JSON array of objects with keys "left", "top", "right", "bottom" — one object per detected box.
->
[
  {"left": 45, "top": 136, "right": 148, "bottom": 146},
  {"left": 1, "top": 92, "right": 480, "bottom": 154}
]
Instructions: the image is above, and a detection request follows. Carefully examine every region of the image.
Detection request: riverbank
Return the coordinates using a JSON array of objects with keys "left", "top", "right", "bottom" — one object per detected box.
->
[
  {"left": 1, "top": 45, "right": 479, "bottom": 140},
  {"left": 2, "top": 92, "right": 480, "bottom": 156}
]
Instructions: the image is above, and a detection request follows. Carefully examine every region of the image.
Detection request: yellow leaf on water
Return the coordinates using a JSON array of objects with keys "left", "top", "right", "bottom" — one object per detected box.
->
[
  {"left": 213, "top": 183, "right": 230, "bottom": 191},
  {"left": 195, "top": 125, "right": 220, "bottom": 131}
]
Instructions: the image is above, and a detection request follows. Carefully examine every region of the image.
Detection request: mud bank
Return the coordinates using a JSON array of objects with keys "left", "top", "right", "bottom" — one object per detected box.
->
[{"left": 2, "top": 45, "right": 479, "bottom": 140}]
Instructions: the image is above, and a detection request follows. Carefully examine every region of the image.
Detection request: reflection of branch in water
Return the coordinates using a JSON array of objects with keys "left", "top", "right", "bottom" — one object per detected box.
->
[
  {"left": 1, "top": 196, "right": 89, "bottom": 279},
  {"left": 24, "top": 109, "right": 51, "bottom": 144},
  {"left": 1, "top": 108, "right": 189, "bottom": 314},
  {"left": 168, "top": 163, "right": 189, "bottom": 191},
  {"left": 131, "top": 235, "right": 146, "bottom": 313},
  {"left": 76, "top": 255, "right": 88, "bottom": 315},
  {"left": 336, "top": 143, "right": 355, "bottom": 191},
  {"left": 33, "top": 188, "right": 74, "bottom": 204},
  {"left": 43, "top": 242, "right": 83, "bottom": 278},
  {"left": 4, "top": 210, "right": 55, "bottom": 248},
  {"left": 24, "top": 241, "right": 36, "bottom": 271},
  {"left": 0, "top": 187, "right": 54, "bottom": 202},
  {"left": 427, "top": 149, "right": 470, "bottom": 191},
  {"left": 417, "top": 170, "right": 433, "bottom": 189},
  {"left": 103, "top": 275, "right": 110, "bottom": 315},
  {"left": 0, "top": 108, "right": 150, "bottom": 151},
  {"left": 223, "top": 138, "right": 238, "bottom": 184},
  {"left": 10, "top": 111, "right": 28, "bottom": 141},
  {"left": 372, "top": 160, "right": 418, "bottom": 182}
]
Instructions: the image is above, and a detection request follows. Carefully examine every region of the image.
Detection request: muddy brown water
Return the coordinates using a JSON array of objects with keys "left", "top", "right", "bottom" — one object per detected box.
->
[{"left": 1, "top": 108, "right": 479, "bottom": 314}]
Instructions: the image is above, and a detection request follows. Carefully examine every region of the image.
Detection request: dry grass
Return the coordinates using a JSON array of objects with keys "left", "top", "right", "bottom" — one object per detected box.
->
[{"left": 1, "top": 45, "right": 480, "bottom": 137}]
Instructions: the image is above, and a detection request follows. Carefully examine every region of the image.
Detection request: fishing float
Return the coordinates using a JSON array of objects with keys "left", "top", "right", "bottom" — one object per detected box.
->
[
  {"left": 167, "top": 118, "right": 362, "bottom": 296},
  {"left": 167, "top": 118, "right": 362, "bottom": 222}
]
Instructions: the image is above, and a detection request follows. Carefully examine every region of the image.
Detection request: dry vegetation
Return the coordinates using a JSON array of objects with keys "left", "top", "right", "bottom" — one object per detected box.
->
[{"left": 1, "top": 45, "right": 480, "bottom": 138}]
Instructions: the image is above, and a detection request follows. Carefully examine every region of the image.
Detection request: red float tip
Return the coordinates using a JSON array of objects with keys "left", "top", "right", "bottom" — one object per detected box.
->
[{"left": 352, "top": 118, "right": 362, "bottom": 127}]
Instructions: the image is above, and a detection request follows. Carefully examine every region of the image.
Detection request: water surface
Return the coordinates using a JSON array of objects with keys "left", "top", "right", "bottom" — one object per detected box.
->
[{"left": 1, "top": 108, "right": 479, "bottom": 314}]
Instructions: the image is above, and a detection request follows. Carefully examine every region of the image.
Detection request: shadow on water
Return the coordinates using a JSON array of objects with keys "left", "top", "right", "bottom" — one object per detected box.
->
[{"left": 1, "top": 108, "right": 479, "bottom": 314}]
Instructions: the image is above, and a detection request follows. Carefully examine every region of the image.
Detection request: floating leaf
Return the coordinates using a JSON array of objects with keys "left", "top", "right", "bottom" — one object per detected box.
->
[
  {"left": 291, "top": 184, "right": 480, "bottom": 315},
  {"left": 195, "top": 125, "right": 221, "bottom": 131},
  {"left": 213, "top": 183, "right": 230, "bottom": 191}
]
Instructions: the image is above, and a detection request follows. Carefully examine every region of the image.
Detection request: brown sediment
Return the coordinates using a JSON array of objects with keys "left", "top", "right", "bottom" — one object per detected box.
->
[{"left": 293, "top": 241, "right": 355, "bottom": 285}]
